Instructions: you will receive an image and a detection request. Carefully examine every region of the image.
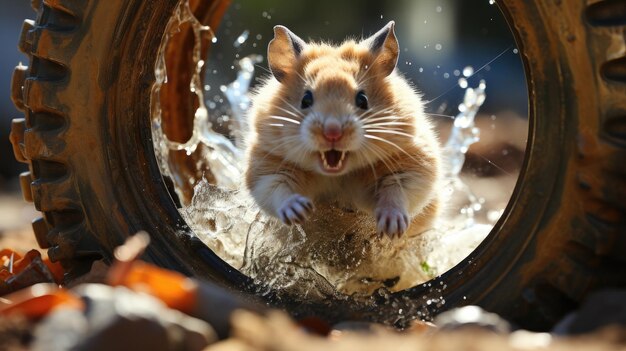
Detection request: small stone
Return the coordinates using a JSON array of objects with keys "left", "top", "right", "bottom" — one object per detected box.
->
[{"left": 433, "top": 306, "right": 511, "bottom": 333}]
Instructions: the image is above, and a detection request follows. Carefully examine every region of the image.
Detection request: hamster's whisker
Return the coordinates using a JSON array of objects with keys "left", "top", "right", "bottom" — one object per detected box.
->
[
  {"left": 355, "top": 148, "right": 380, "bottom": 192},
  {"left": 356, "top": 74, "right": 376, "bottom": 88},
  {"left": 361, "top": 115, "right": 403, "bottom": 124},
  {"left": 364, "top": 134, "right": 425, "bottom": 164},
  {"left": 358, "top": 107, "right": 395, "bottom": 120},
  {"left": 275, "top": 105, "right": 304, "bottom": 119},
  {"left": 363, "top": 142, "right": 404, "bottom": 185},
  {"left": 476, "top": 153, "right": 514, "bottom": 177},
  {"left": 366, "top": 141, "right": 403, "bottom": 170},
  {"left": 359, "top": 108, "right": 396, "bottom": 118},
  {"left": 363, "top": 121, "right": 413, "bottom": 128},
  {"left": 268, "top": 115, "right": 301, "bottom": 125},
  {"left": 365, "top": 129, "right": 415, "bottom": 139},
  {"left": 256, "top": 136, "right": 303, "bottom": 163},
  {"left": 363, "top": 143, "right": 407, "bottom": 197},
  {"left": 426, "top": 113, "right": 455, "bottom": 119},
  {"left": 356, "top": 62, "right": 377, "bottom": 86},
  {"left": 254, "top": 64, "right": 272, "bottom": 75},
  {"left": 295, "top": 71, "right": 313, "bottom": 86},
  {"left": 271, "top": 144, "right": 309, "bottom": 176},
  {"left": 276, "top": 96, "right": 305, "bottom": 117}
]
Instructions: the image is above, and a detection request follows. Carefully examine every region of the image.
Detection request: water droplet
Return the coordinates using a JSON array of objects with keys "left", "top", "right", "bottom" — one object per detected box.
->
[
  {"left": 489, "top": 0, "right": 495, "bottom": 4},
  {"left": 513, "top": 48, "right": 519, "bottom": 54},
  {"left": 436, "top": 6, "right": 443, "bottom": 12},
  {"left": 463, "top": 66, "right": 474, "bottom": 77},
  {"left": 458, "top": 77, "right": 468, "bottom": 88},
  {"left": 234, "top": 30, "right": 249, "bottom": 48},
  {"left": 380, "top": 14, "right": 384, "bottom": 19},
  {"left": 435, "top": 43, "right": 442, "bottom": 51},
  {"left": 419, "top": 67, "right": 424, "bottom": 73},
  {"left": 443, "top": 72, "right": 450, "bottom": 79},
  {"left": 453, "top": 69, "right": 461, "bottom": 76},
  {"left": 211, "top": 37, "right": 218, "bottom": 44}
]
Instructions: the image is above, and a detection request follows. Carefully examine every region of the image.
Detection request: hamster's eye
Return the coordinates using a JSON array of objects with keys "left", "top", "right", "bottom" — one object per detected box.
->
[
  {"left": 301, "top": 90, "right": 314, "bottom": 109},
  {"left": 355, "top": 90, "right": 368, "bottom": 110}
]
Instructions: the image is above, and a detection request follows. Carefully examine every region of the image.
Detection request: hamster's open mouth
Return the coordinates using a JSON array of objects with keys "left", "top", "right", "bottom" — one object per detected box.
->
[{"left": 319, "top": 150, "right": 347, "bottom": 173}]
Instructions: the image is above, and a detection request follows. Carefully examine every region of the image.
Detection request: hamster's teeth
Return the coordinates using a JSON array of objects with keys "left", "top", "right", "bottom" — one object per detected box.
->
[
  {"left": 320, "top": 151, "right": 329, "bottom": 168},
  {"left": 320, "top": 150, "right": 347, "bottom": 170}
]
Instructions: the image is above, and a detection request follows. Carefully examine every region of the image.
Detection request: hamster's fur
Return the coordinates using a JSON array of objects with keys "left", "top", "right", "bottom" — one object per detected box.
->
[{"left": 245, "top": 21, "right": 442, "bottom": 238}]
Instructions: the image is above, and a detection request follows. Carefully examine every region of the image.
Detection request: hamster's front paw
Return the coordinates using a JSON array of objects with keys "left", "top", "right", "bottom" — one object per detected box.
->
[
  {"left": 277, "top": 194, "right": 314, "bottom": 225},
  {"left": 375, "top": 206, "right": 409, "bottom": 238}
]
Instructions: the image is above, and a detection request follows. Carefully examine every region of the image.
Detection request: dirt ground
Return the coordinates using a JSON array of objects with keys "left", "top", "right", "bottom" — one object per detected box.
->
[{"left": 0, "top": 186, "right": 40, "bottom": 254}]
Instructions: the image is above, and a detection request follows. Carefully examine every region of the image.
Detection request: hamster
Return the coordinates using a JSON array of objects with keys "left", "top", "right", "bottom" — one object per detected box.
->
[{"left": 244, "top": 21, "right": 442, "bottom": 238}]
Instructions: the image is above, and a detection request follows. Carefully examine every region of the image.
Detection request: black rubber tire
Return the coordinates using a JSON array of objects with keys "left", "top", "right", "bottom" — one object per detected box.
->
[{"left": 10, "top": 0, "right": 626, "bottom": 330}]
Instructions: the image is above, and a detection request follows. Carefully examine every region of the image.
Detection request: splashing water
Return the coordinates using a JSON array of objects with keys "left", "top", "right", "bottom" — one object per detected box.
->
[
  {"left": 443, "top": 76, "right": 487, "bottom": 226},
  {"left": 152, "top": 1, "right": 241, "bottom": 189},
  {"left": 152, "top": 3, "right": 495, "bottom": 301}
]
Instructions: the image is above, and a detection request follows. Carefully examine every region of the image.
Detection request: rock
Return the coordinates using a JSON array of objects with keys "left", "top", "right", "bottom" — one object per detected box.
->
[
  {"left": 552, "top": 289, "right": 626, "bottom": 335},
  {"left": 32, "top": 284, "right": 217, "bottom": 351},
  {"left": 433, "top": 306, "right": 511, "bottom": 333}
]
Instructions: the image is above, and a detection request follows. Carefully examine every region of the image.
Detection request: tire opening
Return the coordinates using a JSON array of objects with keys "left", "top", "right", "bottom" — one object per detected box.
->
[{"left": 151, "top": 0, "right": 528, "bottom": 314}]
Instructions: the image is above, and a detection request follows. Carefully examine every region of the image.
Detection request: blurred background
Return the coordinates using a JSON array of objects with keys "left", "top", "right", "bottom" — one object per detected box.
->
[
  {"left": 204, "top": 0, "right": 527, "bottom": 116},
  {"left": 0, "top": 0, "right": 38, "bottom": 251},
  {"left": 1, "top": 1, "right": 31, "bottom": 187}
]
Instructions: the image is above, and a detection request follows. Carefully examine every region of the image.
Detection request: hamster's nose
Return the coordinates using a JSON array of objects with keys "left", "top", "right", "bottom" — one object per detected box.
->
[{"left": 323, "top": 119, "right": 343, "bottom": 142}]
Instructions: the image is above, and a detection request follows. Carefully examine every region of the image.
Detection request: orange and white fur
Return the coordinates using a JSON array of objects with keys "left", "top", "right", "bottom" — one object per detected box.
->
[{"left": 245, "top": 21, "right": 442, "bottom": 238}]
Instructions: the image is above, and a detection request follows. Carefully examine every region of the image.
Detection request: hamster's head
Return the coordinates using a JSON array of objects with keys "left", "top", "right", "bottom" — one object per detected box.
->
[{"left": 259, "top": 21, "right": 417, "bottom": 176}]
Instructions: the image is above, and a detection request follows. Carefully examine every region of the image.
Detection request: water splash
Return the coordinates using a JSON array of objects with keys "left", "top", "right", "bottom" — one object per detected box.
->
[
  {"left": 221, "top": 54, "right": 263, "bottom": 143},
  {"left": 152, "top": 5, "right": 494, "bottom": 302},
  {"left": 442, "top": 74, "right": 486, "bottom": 226},
  {"left": 152, "top": 1, "right": 241, "bottom": 189},
  {"left": 444, "top": 75, "right": 484, "bottom": 176}
]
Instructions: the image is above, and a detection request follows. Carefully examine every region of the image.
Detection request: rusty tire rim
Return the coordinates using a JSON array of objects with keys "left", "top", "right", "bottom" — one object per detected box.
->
[{"left": 9, "top": 0, "right": 626, "bottom": 329}]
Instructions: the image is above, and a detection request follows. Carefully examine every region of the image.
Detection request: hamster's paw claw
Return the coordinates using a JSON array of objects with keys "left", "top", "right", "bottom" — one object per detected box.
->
[
  {"left": 278, "top": 194, "right": 314, "bottom": 225},
  {"left": 375, "top": 207, "right": 409, "bottom": 238}
]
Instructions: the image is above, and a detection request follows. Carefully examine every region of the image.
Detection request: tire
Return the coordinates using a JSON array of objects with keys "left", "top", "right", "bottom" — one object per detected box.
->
[{"left": 9, "top": 0, "right": 626, "bottom": 330}]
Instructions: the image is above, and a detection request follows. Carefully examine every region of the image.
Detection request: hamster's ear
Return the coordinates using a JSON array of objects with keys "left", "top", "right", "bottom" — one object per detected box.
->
[
  {"left": 362, "top": 21, "right": 399, "bottom": 77},
  {"left": 268, "top": 25, "right": 306, "bottom": 82}
]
